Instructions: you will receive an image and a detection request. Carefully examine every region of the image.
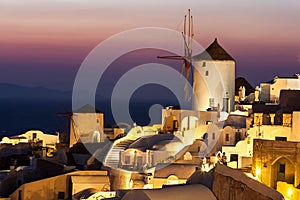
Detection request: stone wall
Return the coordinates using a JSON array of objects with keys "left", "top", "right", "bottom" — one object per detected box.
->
[
  {"left": 9, "top": 170, "right": 108, "bottom": 200},
  {"left": 187, "top": 164, "right": 284, "bottom": 200},
  {"left": 213, "top": 165, "right": 283, "bottom": 200}
]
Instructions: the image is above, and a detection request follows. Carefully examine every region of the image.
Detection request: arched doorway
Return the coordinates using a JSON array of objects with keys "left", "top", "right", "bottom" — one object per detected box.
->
[
  {"left": 181, "top": 116, "right": 199, "bottom": 131},
  {"left": 271, "top": 157, "right": 295, "bottom": 188}
]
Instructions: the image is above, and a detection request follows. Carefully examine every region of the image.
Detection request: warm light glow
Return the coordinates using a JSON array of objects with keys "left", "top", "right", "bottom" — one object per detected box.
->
[
  {"left": 287, "top": 188, "right": 293, "bottom": 197},
  {"left": 167, "top": 175, "right": 179, "bottom": 185},
  {"left": 256, "top": 168, "right": 261, "bottom": 177},
  {"left": 128, "top": 149, "right": 137, "bottom": 156},
  {"left": 167, "top": 179, "right": 179, "bottom": 185},
  {"left": 129, "top": 179, "right": 133, "bottom": 189}
]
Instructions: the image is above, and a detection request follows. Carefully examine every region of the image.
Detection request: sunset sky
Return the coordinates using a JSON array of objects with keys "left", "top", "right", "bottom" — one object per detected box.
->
[{"left": 1, "top": 0, "right": 300, "bottom": 91}]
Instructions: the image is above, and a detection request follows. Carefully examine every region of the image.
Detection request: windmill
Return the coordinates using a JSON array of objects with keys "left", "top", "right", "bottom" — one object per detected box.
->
[
  {"left": 158, "top": 9, "right": 194, "bottom": 100},
  {"left": 56, "top": 107, "right": 77, "bottom": 146}
]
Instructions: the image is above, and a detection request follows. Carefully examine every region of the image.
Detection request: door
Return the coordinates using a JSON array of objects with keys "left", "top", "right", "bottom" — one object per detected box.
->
[
  {"left": 230, "top": 154, "right": 239, "bottom": 168},
  {"left": 235, "top": 131, "right": 241, "bottom": 145},
  {"left": 277, "top": 163, "right": 285, "bottom": 182}
]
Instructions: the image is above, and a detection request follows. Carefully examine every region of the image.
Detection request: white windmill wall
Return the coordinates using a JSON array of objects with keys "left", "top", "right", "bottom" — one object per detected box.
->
[
  {"left": 193, "top": 60, "right": 235, "bottom": 112},
  {"left": 193, "top": 65, "right": 210, "bottom": 111},
  {"left": 69, "top": 113, "right": 104, "bottom": 147}
]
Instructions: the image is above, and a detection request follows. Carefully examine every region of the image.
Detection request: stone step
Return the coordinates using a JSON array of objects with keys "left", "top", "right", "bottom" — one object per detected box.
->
[{"left": 104, "top": 139, "right": 137, "bottom": 167}]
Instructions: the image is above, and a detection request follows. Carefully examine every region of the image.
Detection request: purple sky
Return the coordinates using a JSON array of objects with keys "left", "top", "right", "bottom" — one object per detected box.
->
[{"left": 1, "top": 0, "right": 300, "bottom": 91}]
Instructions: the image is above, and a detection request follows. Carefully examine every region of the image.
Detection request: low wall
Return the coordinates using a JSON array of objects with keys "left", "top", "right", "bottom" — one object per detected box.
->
[
  {"left": 9, "top": 171, "right": 108, "bottom": 200},
  {"left": 213, "top": 164, "right": 284, "bottom": 200}
]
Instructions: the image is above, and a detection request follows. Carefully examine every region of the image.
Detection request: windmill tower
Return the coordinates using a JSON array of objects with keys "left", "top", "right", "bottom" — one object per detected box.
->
[
  {"left": 159, "top": 9, "right": 235, "bottom": 112},
  {"left": 193, "top": 38, "right": 235, "bottom": 112}
]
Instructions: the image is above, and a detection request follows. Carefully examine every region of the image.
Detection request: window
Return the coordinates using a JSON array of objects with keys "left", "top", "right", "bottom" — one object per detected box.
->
[
  {"left": 202, "top": 62, "right": 206, "bottom": 67},
  {"left": 209, "top": 98, "right": 214, "bottom": 108},
  {"left": 247, "top": 137, "right": 251, "bottom": 144},
  {"left": 225, "top": 133, "right": 229, "bottom": 142},
  {"left": 137, "top": 156, "right": 143, "bottom": 167},
  {"left": 212, "top": 132, "right": 215, "bottom": 140},
  {"left": 125, "top": 156, "right": 130, "bottom": 164},
  {"left": 173, "top": 120, "right": 179, "bottom": 130},
  {"left": 202, "top": 133, "right": 208, "bottom": 145},
  {"left": 279, "top": 164, "right": 285, "bottom": 173},
  {"left": 275, "top": 137, "right": 287, "bottom": 141},
  {"left": 205, "top": 70, "right": 209, "bottom": 76}
]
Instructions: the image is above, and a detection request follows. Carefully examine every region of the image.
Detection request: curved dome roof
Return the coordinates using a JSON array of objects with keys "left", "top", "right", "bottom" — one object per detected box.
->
[{"left": 128, "top": 134, "right": 182, "bottom": 152}]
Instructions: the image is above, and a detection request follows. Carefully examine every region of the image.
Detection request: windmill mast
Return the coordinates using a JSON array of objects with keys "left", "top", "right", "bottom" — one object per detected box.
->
[
  {"left": 186, "top": 9, "right": 194, "bottom": 60},
  {"left": 184, "top": 14, "right": 187, "bottom": 57},
  {"left": 191, "top": 15, "right": 194, "bottom": 57},
  {"left": 190, "top": 15, "right": 194, "bottom": 86},
  {"left": 188, "top": 9, "right": 191, "bottom": 55},
  {"left": 157, "top": 9, "right": 194, "bottom": 101},
  {"left": 184, "top": 8, "right": 194, "bottom": 100}
]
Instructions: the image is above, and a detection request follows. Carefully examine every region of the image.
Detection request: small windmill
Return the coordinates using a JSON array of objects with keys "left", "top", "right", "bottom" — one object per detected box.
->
[
  {"left": 158, "top": 9, "right": 194, "bottom": 100},
  {"left": 56, "top": 105, "right": 80, "bottom": 146}
]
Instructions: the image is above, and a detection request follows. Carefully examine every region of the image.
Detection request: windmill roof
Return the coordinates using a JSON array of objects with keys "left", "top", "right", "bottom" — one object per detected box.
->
[
  {"left": 73, "top": 104, "right": 103, "bottom": 113},
  {"left": 194, "top": 38, "right": 235, "bottom": 61}
]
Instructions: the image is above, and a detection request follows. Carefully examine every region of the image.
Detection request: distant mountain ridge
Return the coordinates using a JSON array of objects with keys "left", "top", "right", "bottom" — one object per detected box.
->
[
  {"left": 0, "top": 83, "right": 71, "bottom": 100},
  {"left": 235, "top": 77, "right": 255, "bottom": 96}
]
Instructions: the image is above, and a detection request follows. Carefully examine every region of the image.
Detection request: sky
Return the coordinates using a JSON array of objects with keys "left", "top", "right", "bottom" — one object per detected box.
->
[{"left": 1, "top": 0, "right": 300, "bottom": 91}]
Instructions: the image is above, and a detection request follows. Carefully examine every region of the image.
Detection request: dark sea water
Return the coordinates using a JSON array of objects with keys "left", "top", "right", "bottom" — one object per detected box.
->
[
  {"left": 0, "top": 82, "right": 192, "bottom": 138},
  {"left": 0, "top": 99, "right": 69, "bottom": 137},
  {"left": 0, "top": 98, "right": 186, "bottom": 138}
]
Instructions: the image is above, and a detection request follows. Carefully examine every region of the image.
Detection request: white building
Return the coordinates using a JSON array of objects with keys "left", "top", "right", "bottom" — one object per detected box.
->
[
  {"left": 260, "top": 74, "right": 300, "bottom": 103},
  {"left": 193, "top": 38, "right": 235, "bottom": 112},
  {"left": 0, "top": 130, "right": 59, "bottom": 148},
  {"left": 223, "top": 111, "right": 300, "bottom": 169}
]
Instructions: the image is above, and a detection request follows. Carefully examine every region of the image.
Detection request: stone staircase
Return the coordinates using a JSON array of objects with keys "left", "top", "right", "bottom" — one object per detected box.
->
[
  {"left": 104, "top": 125, "right": 160, "bottom": 169},
  {"left": 104, "top": 138, "right": 136, "bottom": 169}
]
